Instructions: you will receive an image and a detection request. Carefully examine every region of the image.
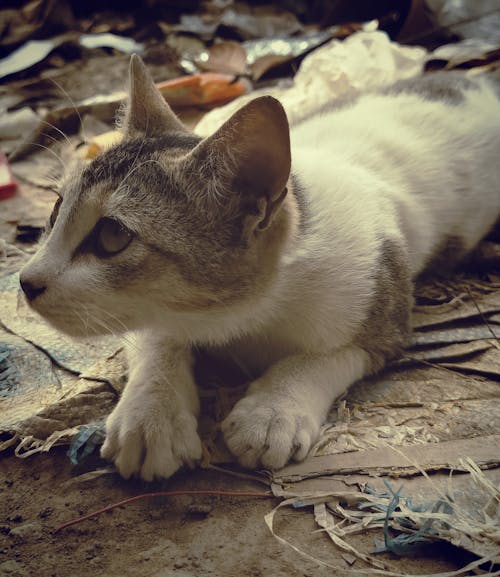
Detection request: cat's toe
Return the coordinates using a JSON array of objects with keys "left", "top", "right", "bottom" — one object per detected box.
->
[
  {"left": 114, "top": 431, "right": 145, "bottom": 479},
  {"left": 140, "top": 414, "right": 202, "bottom": 481},
  {"left": 222, "top": 395, "right": 319, "bottom": 470},
  {"left": 100, "top": 432, "right": 118, "bottom": 462},
  {"left": 102, "top": 401, "right": 202, "bottom": 481},
  {"left": 260, "top": 414, "right": 315, "bottom": 469}
]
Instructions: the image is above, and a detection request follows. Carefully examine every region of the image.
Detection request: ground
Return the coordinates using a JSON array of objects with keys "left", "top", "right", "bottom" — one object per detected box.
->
[{"left": 0, "top": 448, "right": 469, "bottom": 577}]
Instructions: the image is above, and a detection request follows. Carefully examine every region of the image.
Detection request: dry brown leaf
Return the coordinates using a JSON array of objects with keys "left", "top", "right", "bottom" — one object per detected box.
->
[
  {"left": 196, "top": 41, "right": 247, "bottom": 76},
  {"left": 251, "top": 54, "right": 291, "bottom": 81}
]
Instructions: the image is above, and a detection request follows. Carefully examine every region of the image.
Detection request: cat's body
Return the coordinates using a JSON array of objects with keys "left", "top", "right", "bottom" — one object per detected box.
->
[{"left": 20, "top": 56, "right": 500, "bottom": 480}]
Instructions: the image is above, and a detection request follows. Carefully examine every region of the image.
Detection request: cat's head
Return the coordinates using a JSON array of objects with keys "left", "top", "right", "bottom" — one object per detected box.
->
[{"left": 19, "top": 55, "right": 292, "bottom": 342}]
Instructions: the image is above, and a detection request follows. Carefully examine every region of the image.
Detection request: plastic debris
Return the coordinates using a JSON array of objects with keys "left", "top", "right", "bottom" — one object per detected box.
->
[
  {"left": 0, "top": 152, "right": 17, "bottom": 200},
  {"left": 169, "top": 4, "right": 302, "bottom": 41},
  {"left": 156, "top": 72, "right": 249, "bottom": 108},
  {"left": 0, "top": 35, "right": 74, "bottom": 80},
  {"left": 366, "top": 481, "right": 450, "bottom": 556},
  {"left": 0, "top": 108, "right": 40, "bottom": 143},
  {"left": 182, "top": 27, "right": 362, "bottom": 82},
  {"left": 68, "top": 423, "right": 106, "bottom": 465},
  {"left": 429, "top": 0, "right": 500, "bottom": 45},
  {"left": 243, "top": 27, "right": 352, "bottom": 66},
  {"left": 0, "top": 33, "right": 144, "bottom": 80},
  {"left": 196, "top": 29, "right": 427, "bottom": 136},
  {"left": 78, "top": 32, "right": 143, "bottom": 54}
]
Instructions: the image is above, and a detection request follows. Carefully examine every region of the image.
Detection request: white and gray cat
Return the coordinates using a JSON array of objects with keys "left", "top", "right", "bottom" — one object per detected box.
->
[{"left": 20, "top": 55, "right": 500, "bottom": 480}]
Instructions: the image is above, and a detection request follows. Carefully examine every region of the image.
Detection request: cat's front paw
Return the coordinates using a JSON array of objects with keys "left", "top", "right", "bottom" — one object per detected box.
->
[
  {"left": 222, "top": 392, "right": 320, "bottom": 470},
  {"left": 101, "top": 394, "right": 202, "bottom": 481}
]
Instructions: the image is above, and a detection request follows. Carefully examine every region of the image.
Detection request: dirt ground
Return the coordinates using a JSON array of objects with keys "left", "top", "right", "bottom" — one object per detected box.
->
[{"left": 0, "top": 447, "right": 471, "bottom": 577}]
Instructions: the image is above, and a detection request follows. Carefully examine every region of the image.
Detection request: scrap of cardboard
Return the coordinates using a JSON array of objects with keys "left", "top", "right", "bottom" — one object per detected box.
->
[{"left": 274, "top": 435, "right": 500, "bottom": 483}]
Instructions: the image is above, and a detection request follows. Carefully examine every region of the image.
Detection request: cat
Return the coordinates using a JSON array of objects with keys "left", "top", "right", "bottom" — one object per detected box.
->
[{"left": 19, "top": 55, "right": 500, "bottom": 480}]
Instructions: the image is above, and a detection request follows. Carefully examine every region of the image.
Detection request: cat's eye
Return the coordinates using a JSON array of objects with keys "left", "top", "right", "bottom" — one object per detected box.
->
[
  {"left": 49, "top": 197, "right": 62, "bottom": 228},
  {"left": 95, "top": 218, "right": 133, "bottom": 256}
]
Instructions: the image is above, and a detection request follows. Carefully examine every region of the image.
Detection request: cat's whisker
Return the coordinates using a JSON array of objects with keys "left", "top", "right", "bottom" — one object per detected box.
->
[
  {"left": 74, "top": 308, "right": 93, "bottom": 337},
  {"left": 28, "top": 143, "right": 67, "bottom": 172},
  {"left": 87, "top": 302, "right": 131, "bottom": 334},
  {"left": 87, "top": 305, "right": 143, "bottom": 356},
  {"left": 39, "top": 120, "right": 73, "bottom": 148},
  {"left": 95, "top": 312, "right": 138, "bottom": 350},
  {"left": 49, "top": 78, "right": 87, "bottom": 143},
  {"left": 98, "top": 308, "right": 130, "bottom": 334},
  {"left": 75, "top": 303, "right": 104, "bottom": 338},
  {"left": 82, "top": 310, "right": 119, "bottom": 340},
  {"left": 43, "top": 173, "right": 62, "bottom": 188},
  {"left": 74, "top": 301, "right": 122, "bottom": 342}
]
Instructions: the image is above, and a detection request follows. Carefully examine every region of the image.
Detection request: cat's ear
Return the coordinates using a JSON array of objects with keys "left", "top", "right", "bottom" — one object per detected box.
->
[
  {"left": 187, "top": 96, "right": 291, "bottom": 239},
  {"left": 122, "top": 54, "right": 188, "bottom": 137}
]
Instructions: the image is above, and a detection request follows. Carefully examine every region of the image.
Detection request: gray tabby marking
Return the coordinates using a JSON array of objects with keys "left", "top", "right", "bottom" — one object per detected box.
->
[{"left": 380, "top": 71, "right": 479, "bottom": 104}]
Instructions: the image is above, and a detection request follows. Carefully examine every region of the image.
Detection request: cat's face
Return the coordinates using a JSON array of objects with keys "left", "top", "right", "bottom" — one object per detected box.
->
[{"left": 19, "top": 56, "right": 292, "bottom": 340}]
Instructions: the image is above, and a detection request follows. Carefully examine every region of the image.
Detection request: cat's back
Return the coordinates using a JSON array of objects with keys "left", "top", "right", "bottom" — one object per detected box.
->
[
  {"left": 290, "top": 71, "right": 500, "bottom": 274},
  {"left": 291, "top": 72, "right": 500, "bottom": 170}
]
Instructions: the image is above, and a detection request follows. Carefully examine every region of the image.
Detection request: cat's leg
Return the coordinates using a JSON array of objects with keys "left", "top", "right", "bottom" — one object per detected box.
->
[
  {"left": 101, "top": 332, "right": 202, "bottom": 481},
  {"left": 222, "top": 346, "right": 373, "bottom": 469},
  {"left": 223, "top": 238, "right": 412, "bottom": 470}
]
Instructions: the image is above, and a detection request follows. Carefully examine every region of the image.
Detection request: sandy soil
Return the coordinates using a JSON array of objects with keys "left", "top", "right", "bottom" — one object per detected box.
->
[{"left": 0, "top": 448, "right": 469, "bottom": 577}]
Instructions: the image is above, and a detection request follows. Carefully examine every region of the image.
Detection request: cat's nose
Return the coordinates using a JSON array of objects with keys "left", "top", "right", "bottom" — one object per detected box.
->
[{"left": 20, "top": 277, "right": 47, "bottom": 301}]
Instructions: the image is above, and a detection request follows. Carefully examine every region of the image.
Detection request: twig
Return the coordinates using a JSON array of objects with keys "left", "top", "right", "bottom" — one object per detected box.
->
[
  {"left": 465, "top": 286, "right": 499, "bottom": 344},
  {"left": 400, "top": 354, "right": 476, "bottom": 380}
]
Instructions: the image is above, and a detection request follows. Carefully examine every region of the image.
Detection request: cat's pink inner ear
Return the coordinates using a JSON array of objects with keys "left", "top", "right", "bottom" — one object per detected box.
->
[
  {"left": 191, "top": 96, "right": 291, "bottom": 222},
  {"left": 123, "top": 54, "right": 187, "bottom": 137},
  {"left": 224, "top": 96, "right": 291, "bottom": 203}
]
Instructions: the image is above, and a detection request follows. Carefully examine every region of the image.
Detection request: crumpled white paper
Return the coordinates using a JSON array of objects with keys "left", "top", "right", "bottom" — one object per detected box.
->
[{"left": 195, "top": 29, "right": 427, "bottom": 136}]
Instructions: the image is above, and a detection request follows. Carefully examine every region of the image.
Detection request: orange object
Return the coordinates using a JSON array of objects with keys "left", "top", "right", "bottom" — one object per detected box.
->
[
  {"left": 0, "top": 152, "right": 17, "bottom": 200},
  {"left": 156, "top": 73, "right": 248, "bottom": 108}
]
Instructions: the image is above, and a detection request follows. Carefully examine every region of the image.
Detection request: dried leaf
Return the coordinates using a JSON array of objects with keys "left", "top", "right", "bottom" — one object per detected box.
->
[
  {"left": 196, "top": 41, "right": 248, "bottom": 76},
  {"left": 426, "top": 40, "right": 500, "bottom": 71},
  {"left": 173, "top": 13, "right": 220, "bottom": 39},
  {"left": 251, "top": 54, "right": 290, "bottom": 81},
  {"left": 0, "top": 0, "right": 72, "bottom": 47},
  {"left": 219, "top": 6, "right": 302, "bottom": 40}
]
